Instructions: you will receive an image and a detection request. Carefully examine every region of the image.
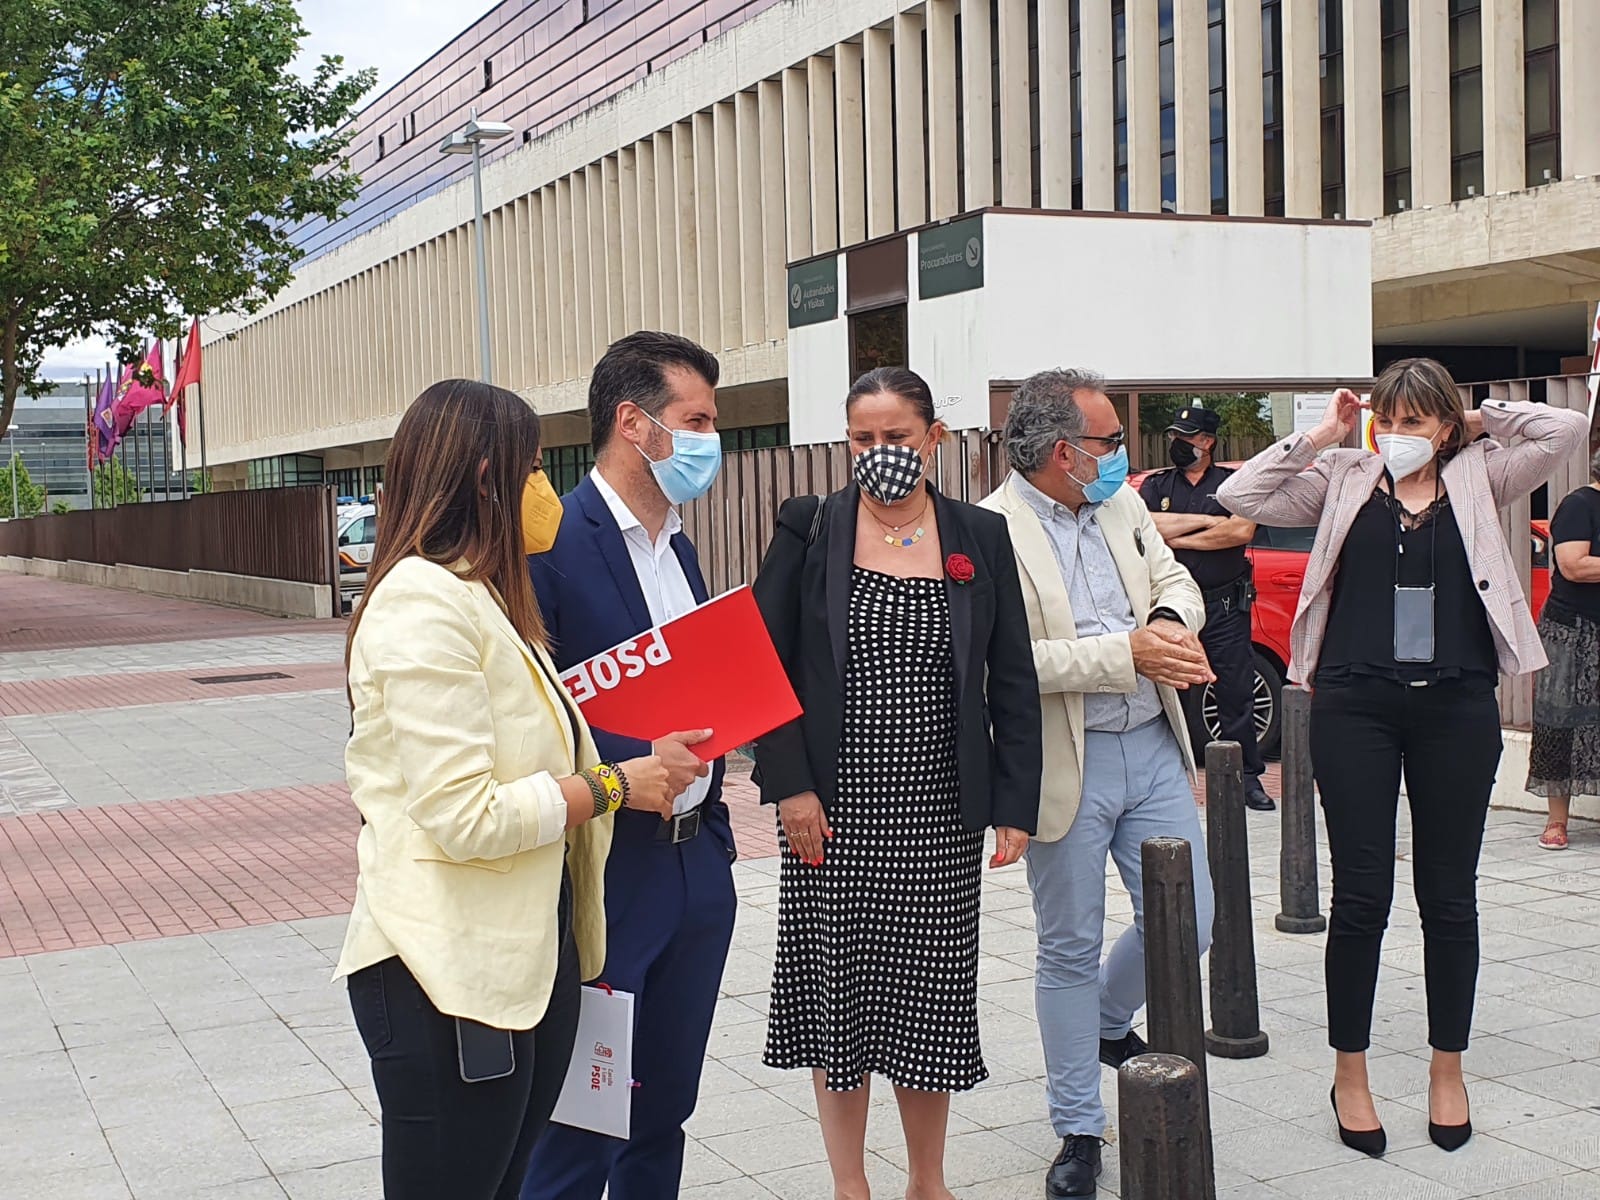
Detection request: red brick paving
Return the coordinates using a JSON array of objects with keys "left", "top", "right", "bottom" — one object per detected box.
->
[
  {"left": 0, "top": 784, "right": 359, "bottom": 958},
  {"left": 0, "top": 574, "right": 342, "bottom": 653},
  {"left": 0, "top": 661, "right": 348, "bottom": 716}
]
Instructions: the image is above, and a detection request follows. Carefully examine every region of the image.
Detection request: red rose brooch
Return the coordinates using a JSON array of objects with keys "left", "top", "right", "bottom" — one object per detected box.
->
[{"left": 945, "top": 553, "right": 975, "bottom": 584}]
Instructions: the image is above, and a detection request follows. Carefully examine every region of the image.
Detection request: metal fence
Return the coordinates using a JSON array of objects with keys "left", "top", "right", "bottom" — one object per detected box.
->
[{"left": 0, "top": 486, "right": 341, "bottom": 605}]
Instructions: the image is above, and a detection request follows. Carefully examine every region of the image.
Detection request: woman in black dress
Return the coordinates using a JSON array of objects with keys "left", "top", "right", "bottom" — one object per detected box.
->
[
  {"left": 1528, "top": 453, "right": 1600, "bottom": 849},
  {"left": 753, "top": 367, "right": 1041, "bottom": 1200}
]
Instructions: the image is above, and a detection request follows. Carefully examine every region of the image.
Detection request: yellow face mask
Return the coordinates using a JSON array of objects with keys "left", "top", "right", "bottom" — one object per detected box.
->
[{"left": 521, "top": 470, "right": 563, "bottom": 555}]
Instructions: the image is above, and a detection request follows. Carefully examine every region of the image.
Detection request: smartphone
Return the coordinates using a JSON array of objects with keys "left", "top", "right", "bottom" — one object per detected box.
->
[
  {"left": 456, "top": 1017, "right": 517, "bottom": 1083},
  {"left": 1393, "top": 586, "right": 1436, "bottom": 664}
]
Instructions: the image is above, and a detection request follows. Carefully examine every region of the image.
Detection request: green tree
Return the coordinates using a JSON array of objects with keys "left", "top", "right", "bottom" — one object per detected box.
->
[
  {"left": 186, "top": 469, "right": 214, "bottom": 495},
  {"left": 0, "top": 456, "right": 45, "bottom": 517},
  {"left": 92, "top": 458, "right": 141, "bottom": 506},
  {"left": 50, "top": 499, "right": 70, "bottom": 514},
  {"left": 1140, "top": 392, "right": 1273, "bottom": 439},
  {"left": 0, "top": 1, "right": 376, "bottom": 434}
]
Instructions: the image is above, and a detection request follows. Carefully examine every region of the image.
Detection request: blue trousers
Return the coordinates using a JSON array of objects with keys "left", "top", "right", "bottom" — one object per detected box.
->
[
  {"left": 1026, "top": 719, "right": 1215, "bottom": 1137},
  {"left": 521, "top": 811, "right": 736, "bottom": 1200}
]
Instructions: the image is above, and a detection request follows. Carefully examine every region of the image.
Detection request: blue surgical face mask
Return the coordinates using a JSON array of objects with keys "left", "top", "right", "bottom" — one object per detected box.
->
[
  {"left": 1067, "top": 444, "right": 1129, "bottom": 504},
  {"left": 637, "top": 411, "right": 723, "bottom": 504}
]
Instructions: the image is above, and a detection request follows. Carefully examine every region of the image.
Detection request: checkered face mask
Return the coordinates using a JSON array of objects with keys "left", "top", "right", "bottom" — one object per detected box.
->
[{"left": 853, "top": 439, "right": 930, "bottom": 505}]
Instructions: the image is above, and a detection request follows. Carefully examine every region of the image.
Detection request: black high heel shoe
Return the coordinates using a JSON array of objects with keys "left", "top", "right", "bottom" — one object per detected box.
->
[
  {"left": 1429, "top": 1081, "right": 1473, "bottom": 1152},
  {"left": 1330, "top": 1085, "right": 1387, "bottom": 1158}
]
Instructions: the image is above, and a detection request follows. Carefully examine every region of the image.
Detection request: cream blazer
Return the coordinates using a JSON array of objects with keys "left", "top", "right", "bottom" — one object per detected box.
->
[
  {"left": 334, "top": 556, "right": 611, "bottom": 1031},
  {"left": 980, "top": 475, "right": 1206, "bottom": 843}
]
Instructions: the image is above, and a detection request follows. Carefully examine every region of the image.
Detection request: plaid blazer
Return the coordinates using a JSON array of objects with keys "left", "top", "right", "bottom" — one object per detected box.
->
[{"left": 1217, "top": 399, "right": 1589, "bottom": 685}]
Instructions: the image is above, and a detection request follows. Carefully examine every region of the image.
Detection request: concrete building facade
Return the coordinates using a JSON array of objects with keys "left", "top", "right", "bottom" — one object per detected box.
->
[{"left": 204, "top": 0, "right": 1600, "bottom": 488}]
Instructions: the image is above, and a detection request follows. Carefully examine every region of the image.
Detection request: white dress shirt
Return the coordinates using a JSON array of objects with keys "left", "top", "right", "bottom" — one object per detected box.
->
[{"left": 591, "top": 469, "right": 712, "bottom": 816}]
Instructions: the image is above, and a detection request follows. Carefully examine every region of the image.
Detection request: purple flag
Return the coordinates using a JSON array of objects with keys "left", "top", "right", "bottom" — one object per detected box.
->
[{"left": 91, "top": 369, "right": 121, "bottom": 464}]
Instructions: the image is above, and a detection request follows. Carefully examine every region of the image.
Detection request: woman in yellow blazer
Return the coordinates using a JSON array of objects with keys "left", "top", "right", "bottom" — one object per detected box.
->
[{"left": 335, "top": 379, "right": 671, "bottom": 1200}]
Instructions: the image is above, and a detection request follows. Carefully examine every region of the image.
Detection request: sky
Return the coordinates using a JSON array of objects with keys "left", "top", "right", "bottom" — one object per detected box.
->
[{"left": 40, "top": 0, "right": 500, "bottom": 380}]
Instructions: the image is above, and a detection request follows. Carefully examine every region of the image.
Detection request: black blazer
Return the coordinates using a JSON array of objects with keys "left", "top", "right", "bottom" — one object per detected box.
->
[{"left": 752, "top": 484, "right": 1042, "bottom": 835}]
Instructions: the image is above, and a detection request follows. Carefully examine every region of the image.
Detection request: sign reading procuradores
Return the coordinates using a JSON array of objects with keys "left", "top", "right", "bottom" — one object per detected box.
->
[
  {"left": 918, "top": 215, "right": 984, "bottom": 299},
  {"left": 786, "top": 257, "right": 840, "bottom": 328}
]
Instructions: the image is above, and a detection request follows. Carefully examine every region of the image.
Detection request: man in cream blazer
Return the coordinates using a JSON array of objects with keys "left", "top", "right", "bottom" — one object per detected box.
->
[{"left": 980, "top": 369, "right": 1213, "bottom": 1199}]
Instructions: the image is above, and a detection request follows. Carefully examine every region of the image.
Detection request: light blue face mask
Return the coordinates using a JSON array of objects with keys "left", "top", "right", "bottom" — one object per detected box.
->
[
  {"left": 1067, "top": 444, "right": 1130, "bottom": 504},
  {"left": 638, "top": 411, "right": 723, "bottom": 504}
]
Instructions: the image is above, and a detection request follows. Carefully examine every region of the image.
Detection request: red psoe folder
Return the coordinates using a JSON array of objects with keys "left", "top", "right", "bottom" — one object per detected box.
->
[{"left": 558, "top": 586, "right": 801, "bottom": 762}]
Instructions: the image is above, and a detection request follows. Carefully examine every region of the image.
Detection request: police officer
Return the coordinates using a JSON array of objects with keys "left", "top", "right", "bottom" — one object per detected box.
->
[{"left": 1139, "top": 405, "right": 1276, "bottom": 811}]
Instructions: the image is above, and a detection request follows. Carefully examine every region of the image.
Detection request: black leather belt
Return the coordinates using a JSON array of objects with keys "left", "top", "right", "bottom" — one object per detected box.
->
[
  {"left": 1201, "top": 572, "right": 1254, "bottom": 611},
  {"left": 656, "top": 805, "right": 703, "bottom": 844}
]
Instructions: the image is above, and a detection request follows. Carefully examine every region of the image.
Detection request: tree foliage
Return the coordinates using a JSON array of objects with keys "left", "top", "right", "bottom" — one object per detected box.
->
[
  {"left": 0, "top": 456, "right": 46, "bottom": 517},
  {"left": 92, "top": 457, "right": 142, "bottom": 506},
  {"left": 0, "top": 0, "right": 376, "bottom": 433},
  {"left": 50, "top": 498, "right": 71, "bottom": 514},
  {"left": 1139, "top": 393, "right": 1275, "bottom": 439}
]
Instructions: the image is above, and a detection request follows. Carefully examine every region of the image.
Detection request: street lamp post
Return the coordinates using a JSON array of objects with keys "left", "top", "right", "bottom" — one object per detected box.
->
[
  {"left": 440, "top": 109, "right": 514, "bottom": 383},
  {"left": 5, "top": 423, "right": 18, "bottom": 520}
]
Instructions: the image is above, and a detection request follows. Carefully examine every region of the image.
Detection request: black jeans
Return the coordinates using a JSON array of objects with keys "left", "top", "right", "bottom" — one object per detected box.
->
[
  {"left": 1310, "top": 674, "right": 1502, "bottom": 1054},
  {"left": 349, "top": 934, "right": 582, "bottom": 1200},
  {"left": 1199, "top": 600, "right": 1267, "bottom": 782}
]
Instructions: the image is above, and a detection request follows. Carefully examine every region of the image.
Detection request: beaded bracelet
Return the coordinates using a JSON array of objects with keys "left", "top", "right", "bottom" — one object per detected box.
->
[
  {"left": 591, "top": 763, "right": 626, "bottom": 813},
  {"left": 581, "top": 769, "right": 611, "bottom": 819}
]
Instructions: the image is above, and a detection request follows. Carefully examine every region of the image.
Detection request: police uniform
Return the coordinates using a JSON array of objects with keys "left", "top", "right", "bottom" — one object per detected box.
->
[{"left": 1138, "top": 406, "right": 1273, "bottom": 808}]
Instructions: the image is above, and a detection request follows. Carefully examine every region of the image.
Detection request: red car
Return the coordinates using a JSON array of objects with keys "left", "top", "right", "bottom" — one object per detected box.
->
[{"left": 1127, "top": 469, "right": 1551, "bottom": 759}]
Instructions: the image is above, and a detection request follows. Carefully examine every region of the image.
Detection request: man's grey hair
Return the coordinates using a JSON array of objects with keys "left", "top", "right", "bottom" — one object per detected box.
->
[{"left": 1004, "top": 368, "right": 1108, "bottom": 475}]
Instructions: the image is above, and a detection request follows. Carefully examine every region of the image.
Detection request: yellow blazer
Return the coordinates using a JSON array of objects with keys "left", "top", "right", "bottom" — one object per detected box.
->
[
  {"left": 334, "top": 555, "right": 611, "bottom": 1030},
  {"left": 980, "top": 475, "right": 1205, "bottom": 843}
]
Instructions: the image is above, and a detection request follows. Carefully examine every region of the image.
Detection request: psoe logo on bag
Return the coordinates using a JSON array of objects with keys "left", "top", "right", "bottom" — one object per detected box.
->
[
  {"left": 561, "top": 630, "right": 673, "bottom": 704},
  {"left": 594, "top": 1041, "right": 613, "bottom": 1059}
]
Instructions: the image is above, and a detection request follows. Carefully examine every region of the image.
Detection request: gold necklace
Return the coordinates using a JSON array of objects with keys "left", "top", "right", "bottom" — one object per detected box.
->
[{"left": 866, "top": 493, "right": 930, "bottom": 548}]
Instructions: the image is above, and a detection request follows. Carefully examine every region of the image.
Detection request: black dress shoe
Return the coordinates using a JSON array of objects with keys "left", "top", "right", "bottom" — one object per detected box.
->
[
  {"left": 1099, "top": 1028, "right": 1149, "bottom": 1069},
  {"left": 1046, "top": 1135, "right": 1102, "bottom": 1197},
  {"left": 1429, "top": 1083, "right": 1473, "bottom": 1151},
  {"left": 1245, "top": 785, "right": 1277, "bottom": 812},
  {"left": 1330, "top": 1085, "right": 1387, "bottom": 1158}
]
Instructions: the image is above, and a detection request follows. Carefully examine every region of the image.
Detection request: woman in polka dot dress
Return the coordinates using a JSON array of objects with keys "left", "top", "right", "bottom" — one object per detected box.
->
[{"left": 753, "top": 367, "right": 1042, "bottom": 1200}]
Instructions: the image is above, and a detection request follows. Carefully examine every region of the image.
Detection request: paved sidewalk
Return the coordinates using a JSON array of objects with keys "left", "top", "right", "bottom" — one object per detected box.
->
[{"left": 3, "top": 574, "right": 1600, "bottom": 1199}]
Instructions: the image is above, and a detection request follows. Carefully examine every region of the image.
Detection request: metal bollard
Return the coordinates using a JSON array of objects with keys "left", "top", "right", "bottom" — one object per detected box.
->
[
  {"left": 1118, "top": 1054, "right": 1216, "bottom": 1200},
  {"left": 1275, "top": 685, "right": 1327, "bottom": 934},
  {"left": 1141, "top": 836, "right": 1215, "bottom": 1184},
  {"left": 1203, "top": 741, "right": 1270, "bottom": 1059}
]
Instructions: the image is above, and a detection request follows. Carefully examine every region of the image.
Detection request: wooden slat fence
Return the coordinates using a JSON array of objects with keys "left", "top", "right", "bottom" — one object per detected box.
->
[{"left": 0, "top": 487, "right": 341, "bottom": 604}]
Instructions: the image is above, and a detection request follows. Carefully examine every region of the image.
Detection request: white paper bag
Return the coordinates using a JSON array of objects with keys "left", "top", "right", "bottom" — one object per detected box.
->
[{"left": 550, "top": 985, "right": 635, "bottom": 1139}]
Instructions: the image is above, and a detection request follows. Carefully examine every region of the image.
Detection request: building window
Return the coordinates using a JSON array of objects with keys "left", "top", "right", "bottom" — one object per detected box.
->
[
  {"left": 1263, "top": 0, "right": 1285, "bottom": 215},
  {"left": 1159, "top": 0, "right": 1177, "bottom": 212},
  {"left": 720, "top": 424, "right": 792, "bottom": 451},
  {"left": 1071, "top": 0, "right": 1084, "bottom": 208},
  {"left": 1524, "top": 0, "right": 1559, "bottom": 186},
  {"left": 1380, "top": 0, "right": 1410, "bottom": 214},
  {"left": 376, "top": 133, "right": 386, "bottom": 160},
  {"left": 246, "top": 454, "right": 324, "bottom": 490},
  {"left": 1208, "top": 0, "right": 1228, "bottom": 214},
  {"left": 546, "top": 444, "right": 597, "bottom": 497},
  {"left": 849, "top": 306, "right": 909, "bottom": 380},
  {"left": 483, "top": 59, "right": 494, "bottom": 92},
  {"left": 1320, "top": 0, "right": 1346, "bottom": 218},
  {"left": 523, "top": 129, "right": 532, "bottom": 145},
  {"left": 1449, "top": 0, "right": 1484, "bottom": 199},
  {"left": 1113, "top": 1, "right": 1129, "bottom": 211}
]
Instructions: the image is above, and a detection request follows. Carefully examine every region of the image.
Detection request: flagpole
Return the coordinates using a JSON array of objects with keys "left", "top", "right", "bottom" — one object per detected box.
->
[
  {"left": 198, "top": 376, "right": 209, "bottom": 487},
  {"left": 174, "top": 331, "right": 189, "bottom": 499},
  {"left": 83, "top": 372, "right": 94, "bottom": 510}
]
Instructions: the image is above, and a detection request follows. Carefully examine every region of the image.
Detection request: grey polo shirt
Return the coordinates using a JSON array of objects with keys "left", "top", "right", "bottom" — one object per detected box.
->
[{"left": 1014, "top": 475, "right": 1165, "bottom": 733}]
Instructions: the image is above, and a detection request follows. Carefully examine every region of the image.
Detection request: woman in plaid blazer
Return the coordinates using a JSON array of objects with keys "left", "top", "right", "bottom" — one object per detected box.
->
[{"left": 1219, "top": 359, "right": 1587, "bottom": 1159}]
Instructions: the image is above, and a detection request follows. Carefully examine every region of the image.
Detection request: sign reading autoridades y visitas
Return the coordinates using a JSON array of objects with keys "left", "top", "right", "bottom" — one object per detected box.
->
[
  {"left": 787, "top": 257, "right": 839, "bottom": 328},
  {"left": 918, "top": 215, "right": 985, "bottom": 299}
]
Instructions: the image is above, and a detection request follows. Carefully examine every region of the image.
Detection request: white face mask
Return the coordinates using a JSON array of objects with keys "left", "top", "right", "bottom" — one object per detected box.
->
[{"left": 1375, "top": 432, "right": 1439, "bottom": 481}]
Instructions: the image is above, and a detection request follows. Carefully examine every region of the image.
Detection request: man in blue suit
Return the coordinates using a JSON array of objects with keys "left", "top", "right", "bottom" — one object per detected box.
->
[{"left": 522, "top": 331, "right": 737, "bottom": 1200}]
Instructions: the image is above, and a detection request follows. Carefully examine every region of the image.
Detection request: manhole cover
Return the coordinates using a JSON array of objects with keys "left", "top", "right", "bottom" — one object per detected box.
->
[{"left": 190, "top": 671, "right": 293, "bottom": 685}]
